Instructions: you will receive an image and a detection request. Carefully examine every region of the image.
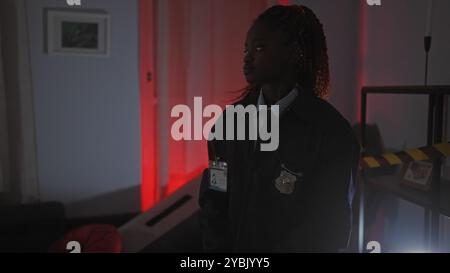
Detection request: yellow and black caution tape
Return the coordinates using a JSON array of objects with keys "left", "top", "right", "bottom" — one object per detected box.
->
[{"left": 360, "top": 142, "right": 450, "bottom": 169}]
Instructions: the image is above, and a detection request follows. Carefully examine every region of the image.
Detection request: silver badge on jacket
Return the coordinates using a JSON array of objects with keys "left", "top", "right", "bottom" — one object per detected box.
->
[{"left": 275, "top": 164, "right": 303, "bottom": 195}]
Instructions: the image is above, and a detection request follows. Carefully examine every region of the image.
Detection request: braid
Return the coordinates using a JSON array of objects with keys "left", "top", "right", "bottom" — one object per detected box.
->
[
  {"left": 300, "top": 6, "right": 330, "bottom": 99},
  {"left": 239, "top": 5, "right": 330, "bottom": 100}
]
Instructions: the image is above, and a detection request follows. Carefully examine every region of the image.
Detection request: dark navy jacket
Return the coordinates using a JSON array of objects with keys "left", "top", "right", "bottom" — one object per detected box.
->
[{"left": 199, "top": 89, "right": 360, "bottom": 253}]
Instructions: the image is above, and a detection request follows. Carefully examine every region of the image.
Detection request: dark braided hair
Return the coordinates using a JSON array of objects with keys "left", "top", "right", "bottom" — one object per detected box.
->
[{"left": 237, "top": 5, "right": 330, "bottom": 100}]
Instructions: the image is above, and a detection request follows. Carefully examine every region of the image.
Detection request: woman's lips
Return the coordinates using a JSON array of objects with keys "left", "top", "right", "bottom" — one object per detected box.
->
[{"left": 244, "top": 67, "right": 254, "bottom": 75}]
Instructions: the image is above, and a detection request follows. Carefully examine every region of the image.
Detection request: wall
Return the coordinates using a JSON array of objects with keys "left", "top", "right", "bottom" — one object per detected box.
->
[
  {"left": 292, "top": 0, "right": 361, "bottom": 123},
  {"left": 363, "top": 0, "right": 450, "bottom": 150},
  {"left": 291, "top": 0, "right": 450, "bottom": 140},
  {"left": 25, "top": 0, "right": 141, "bottom": 218}
]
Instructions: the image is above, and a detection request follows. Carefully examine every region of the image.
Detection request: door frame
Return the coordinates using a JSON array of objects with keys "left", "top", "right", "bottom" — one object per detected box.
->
[{"left": 139, "top": 0, "right": 159, "bottom": 211}]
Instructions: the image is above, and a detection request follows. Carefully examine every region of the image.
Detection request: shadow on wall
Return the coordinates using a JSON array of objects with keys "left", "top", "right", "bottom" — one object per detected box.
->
[{"left": 64, "top": 185, "right": 141, "bottom": 219}]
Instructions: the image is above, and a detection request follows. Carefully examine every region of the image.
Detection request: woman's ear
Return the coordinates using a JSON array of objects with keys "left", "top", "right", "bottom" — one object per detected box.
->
[{"left": 289, "top": 42, "right": 304, "bottom": 68}]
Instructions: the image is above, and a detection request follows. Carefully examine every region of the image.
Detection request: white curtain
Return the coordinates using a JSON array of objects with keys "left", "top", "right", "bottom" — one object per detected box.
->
[
  {"left": 157, "top": 0, "right": 269, "bottom": 194},
  {"left": 0, "top": 0, "right": 40, "bottom": 203}
]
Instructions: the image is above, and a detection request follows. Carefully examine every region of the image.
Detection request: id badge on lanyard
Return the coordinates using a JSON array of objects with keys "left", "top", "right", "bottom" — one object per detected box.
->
[{"left": 209, "top": 159, "right": 228, "bottom": 192}]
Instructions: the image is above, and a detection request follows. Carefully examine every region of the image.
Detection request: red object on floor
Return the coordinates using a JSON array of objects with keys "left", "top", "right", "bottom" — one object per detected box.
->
[{"left": 49, "top": 224, "right": 122, "bottom": 253}]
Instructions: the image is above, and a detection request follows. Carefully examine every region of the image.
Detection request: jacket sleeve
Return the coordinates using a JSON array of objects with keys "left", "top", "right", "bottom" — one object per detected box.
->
[
  {"left": 294, "top": 125, "right": 360, "bottom": 252},
  {"left": 198, "top": 138, "right": 232, "bottom": 252}
]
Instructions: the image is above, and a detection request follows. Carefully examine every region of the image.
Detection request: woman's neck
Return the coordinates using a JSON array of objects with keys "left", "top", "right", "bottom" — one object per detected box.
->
[{"left": 261, "top": 79, "right": 297, "bottom": 106}]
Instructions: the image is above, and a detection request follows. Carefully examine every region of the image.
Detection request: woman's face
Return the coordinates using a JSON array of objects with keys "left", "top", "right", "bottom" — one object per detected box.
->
[{"left": 243, "top": 21, "right": 294, "bottom": 85}]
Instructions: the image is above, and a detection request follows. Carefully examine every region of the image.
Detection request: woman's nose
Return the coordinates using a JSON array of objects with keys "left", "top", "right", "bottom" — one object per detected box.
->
[{"left": 244, "top": 51, "right": 253, "bottom": 64}]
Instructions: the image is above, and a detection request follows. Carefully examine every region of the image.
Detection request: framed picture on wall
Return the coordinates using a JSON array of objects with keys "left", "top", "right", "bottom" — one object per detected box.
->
[
  {"left": 400, "top": 161, "right": 433, "bottom": 192},
  {"left": 46, "top": 9, "right": 110, "bottom": 57}
]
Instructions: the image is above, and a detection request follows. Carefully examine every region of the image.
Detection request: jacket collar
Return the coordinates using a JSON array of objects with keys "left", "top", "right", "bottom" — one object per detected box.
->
[
  {"left": 256, "top": 87, "right": 299, "bottom": 117},
  {"left": 289, "top": 87, "right": 321, "bottom": 124},
  {"left": 239, "top": 86, "right": 321, "bottom": 124}
]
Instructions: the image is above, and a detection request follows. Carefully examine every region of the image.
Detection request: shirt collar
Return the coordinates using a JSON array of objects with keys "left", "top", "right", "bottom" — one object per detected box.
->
[{"left": 256, "top": 87, "right": 299, "bottom": 116}]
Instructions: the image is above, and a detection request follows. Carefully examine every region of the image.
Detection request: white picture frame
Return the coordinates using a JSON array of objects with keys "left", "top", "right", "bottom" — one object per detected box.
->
[
  {"left": 46, "top": 9, "right": 110, "bottom": 57},
  {"left": 401, "top": 161, "right": 433, "bottom": 192}
]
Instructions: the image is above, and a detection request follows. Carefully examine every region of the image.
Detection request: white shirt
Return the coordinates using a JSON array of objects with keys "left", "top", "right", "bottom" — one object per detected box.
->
[
  {"left": 256, "top": 87, "right": 299, "bottom": 116},
  {"left": 253, "top": 87, "right": 299, "bottom": 150}
]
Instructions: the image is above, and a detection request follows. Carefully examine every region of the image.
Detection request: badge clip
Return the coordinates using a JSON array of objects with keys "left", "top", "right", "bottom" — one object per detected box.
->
[{"left": 209, "top": 159, "right": 228, "bottom": 192}]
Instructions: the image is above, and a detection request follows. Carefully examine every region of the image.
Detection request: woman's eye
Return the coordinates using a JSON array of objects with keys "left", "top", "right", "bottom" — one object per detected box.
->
[
  {"left": 255, "top": 46, "right": 264, "bottom": 52},
  {"left": 244, "top": 46, "right": 264, "bottom": 54}
]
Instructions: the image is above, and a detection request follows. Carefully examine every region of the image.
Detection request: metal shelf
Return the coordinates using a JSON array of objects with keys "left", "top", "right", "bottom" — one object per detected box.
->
[
  {"left": 367, "top": 175, "right": 450, "bottom": 217},
  {"left": 359, "top": 85, "right": 450, "bottom": 252}
]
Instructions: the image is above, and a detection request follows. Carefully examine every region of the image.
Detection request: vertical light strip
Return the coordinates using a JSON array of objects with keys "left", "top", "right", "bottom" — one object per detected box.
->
[
  {"left": 356, "top": 0, "right": 368, "bottom": 123},
  {"left": 139, "top": 0, "right": 159, "bottom": 211},
  {"left": 157, "top": 0, "right": 170, "bottom": 197}
]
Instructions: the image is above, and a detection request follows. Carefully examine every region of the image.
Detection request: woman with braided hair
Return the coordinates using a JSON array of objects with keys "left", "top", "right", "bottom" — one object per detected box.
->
[{"left": 199, "top": 5, "right": 360, "bottom": 253}]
